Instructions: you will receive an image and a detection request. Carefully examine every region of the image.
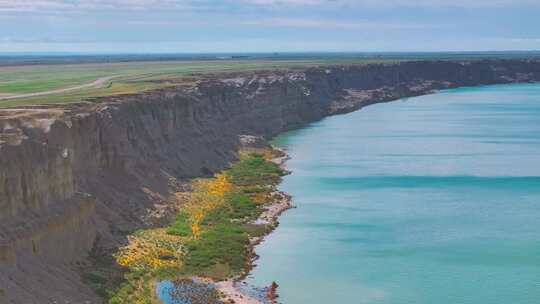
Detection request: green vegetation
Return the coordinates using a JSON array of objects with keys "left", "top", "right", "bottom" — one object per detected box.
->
[
  {"left": 183, "top": 220, "right": 249, "bottom": 278},
  {"left": 166, "top": 211, "right": 192, "bottom": 237},
  {"left": 227, "top": 152, "right": 283, "bottom": 186},
  {"left": 0, "top": 60, "right": 319, "bottom": 106},
  {"left": 81, "top": 250, "right": 154, "bottom": 304},
  {"left": 108, "top": 273, "right": 154, "bottom": 304},
  {"left": 169, "top": 153, "right": 283, "bottom": 279},
  {"left": 2, "top": 52, "right": 539, "bottom": 107},
  {"left": 82, "top": 149, "right": 285, "bottom": 303}
]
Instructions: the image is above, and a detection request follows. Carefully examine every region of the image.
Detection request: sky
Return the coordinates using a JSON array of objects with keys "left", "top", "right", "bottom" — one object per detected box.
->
[{"left": 1, "top": 0, "right": 539, "bottom": 53}]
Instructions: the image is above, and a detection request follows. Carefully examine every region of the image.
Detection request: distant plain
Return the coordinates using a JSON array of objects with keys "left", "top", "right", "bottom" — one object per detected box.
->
[{"left": 1, "top": 52, "right": 539, "bottom": 107}]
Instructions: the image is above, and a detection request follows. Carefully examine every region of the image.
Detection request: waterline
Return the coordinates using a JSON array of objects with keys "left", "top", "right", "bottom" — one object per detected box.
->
[{"left": 246, "top": 83, "right": 540, "bottom": 304}]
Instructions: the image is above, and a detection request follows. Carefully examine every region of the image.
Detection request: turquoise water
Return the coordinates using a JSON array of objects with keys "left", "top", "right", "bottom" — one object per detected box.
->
[
  {"left": 156, "top": 281, "right": 181, "bottom": 304},
  {"left": 245, "top": 84, "right": 540, "bottom": 304}
]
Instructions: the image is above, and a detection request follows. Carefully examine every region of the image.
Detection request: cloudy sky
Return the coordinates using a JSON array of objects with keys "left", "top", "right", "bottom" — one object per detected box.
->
[{"left": 1, "top": 0, "right": 539, "bottom": 53}]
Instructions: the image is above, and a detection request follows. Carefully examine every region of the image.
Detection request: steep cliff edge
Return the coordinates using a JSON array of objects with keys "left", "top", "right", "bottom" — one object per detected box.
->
[{"left": 1, "top": 60, "right": 540, "bottom": 303}]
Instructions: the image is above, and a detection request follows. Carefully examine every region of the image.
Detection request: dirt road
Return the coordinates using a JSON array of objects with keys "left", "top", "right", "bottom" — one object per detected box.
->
[{"left": 0, "top": 76, "right": 117, "bottom": 101}]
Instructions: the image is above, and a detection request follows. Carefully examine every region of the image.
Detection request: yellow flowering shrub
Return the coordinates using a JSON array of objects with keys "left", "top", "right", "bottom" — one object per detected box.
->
[
  {"left": 116, "top": 174, "right": 233, "bottom": 270},
  {"left": 183, "top": 173, "right": 232, "bottom": 240},
  {"left": 115, "top": 229, "right": 184, "bottom": 271},
  {"left": 105, "top": 150, "right": 284, "bottom": 302}
]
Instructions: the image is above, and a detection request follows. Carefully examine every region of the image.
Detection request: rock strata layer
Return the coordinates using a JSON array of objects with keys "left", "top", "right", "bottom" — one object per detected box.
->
[{"left": 1, "top": 59, "right": 540, "bottom": 303}]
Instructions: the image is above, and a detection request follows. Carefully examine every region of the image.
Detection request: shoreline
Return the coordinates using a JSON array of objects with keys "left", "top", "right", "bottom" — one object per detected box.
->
[
  {"left": 122, "top": 146, "right": 294, "bottom": 304},
  {"left": 215, "top": 147, "right": 293, "bottom": 304},
  {"left": 109, "top": 82, "right": 538, "bottom": 303},
  {"left": 4, "top": 59, "right": 539, "bottom": 302}
]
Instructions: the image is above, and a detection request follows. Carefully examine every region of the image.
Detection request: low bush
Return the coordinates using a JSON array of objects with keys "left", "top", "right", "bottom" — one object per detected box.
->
[
  {"left": 167, "top": 211, "right": 191, "bottom": 237},
  {"left": 227, "top": 153, "right": 283, "bottom": 186}
]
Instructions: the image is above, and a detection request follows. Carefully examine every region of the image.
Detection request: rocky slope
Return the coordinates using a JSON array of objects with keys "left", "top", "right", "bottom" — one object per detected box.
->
[{"left": 1, "top": 59, "right": 540, "bottom": 303}]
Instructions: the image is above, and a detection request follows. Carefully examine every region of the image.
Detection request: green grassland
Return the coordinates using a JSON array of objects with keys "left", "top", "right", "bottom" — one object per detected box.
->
[
  {"left": 0, "top": 56, "right": 420, "bottom": 107},
  {"left": 2, "top": 52, "right": 538, "bottom": 108},
  {"left": 0, "top": 60, "right": 322, "bottom": 107}
]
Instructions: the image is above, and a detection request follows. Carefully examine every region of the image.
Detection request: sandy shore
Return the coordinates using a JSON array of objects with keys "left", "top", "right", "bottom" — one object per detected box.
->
[{"left": 216, "top": 281, "right": 263, "bottom": 304}]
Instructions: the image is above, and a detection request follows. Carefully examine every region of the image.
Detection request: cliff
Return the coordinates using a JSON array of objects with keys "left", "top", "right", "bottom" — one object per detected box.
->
[{"left": 1, "top": 59, "right": 540, "bottom": 303}]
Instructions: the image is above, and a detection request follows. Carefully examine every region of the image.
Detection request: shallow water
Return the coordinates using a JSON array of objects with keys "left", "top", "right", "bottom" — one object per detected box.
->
[
  {"left": 245, "top": 83, "right": 540, "bottom": 304},
  {"left": 156, "top": 279, "right": 221, "bottom": 304}
]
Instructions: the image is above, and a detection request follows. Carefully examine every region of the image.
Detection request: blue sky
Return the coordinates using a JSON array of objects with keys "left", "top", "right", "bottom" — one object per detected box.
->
[{"left": 1, "top": 0, "right": 539, "bottom": 53}]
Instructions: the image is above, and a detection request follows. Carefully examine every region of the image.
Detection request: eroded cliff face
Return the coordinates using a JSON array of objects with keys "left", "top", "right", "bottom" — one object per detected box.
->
[{"left": 1, "top": 60, "right": 540, "bottom": 303}]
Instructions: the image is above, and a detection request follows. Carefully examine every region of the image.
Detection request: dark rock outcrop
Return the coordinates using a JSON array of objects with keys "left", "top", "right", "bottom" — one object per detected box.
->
[{"left": 1, "top": 59, "right": 540, "bottom": 303}]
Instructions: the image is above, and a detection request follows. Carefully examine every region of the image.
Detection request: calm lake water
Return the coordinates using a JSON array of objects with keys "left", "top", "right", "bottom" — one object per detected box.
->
[{"left": 245, "top": 84, "right": 540, "bottom": 304}]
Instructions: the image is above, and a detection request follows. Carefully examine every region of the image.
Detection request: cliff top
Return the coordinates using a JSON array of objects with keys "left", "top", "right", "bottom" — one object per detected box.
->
[
  {"left": 1, "top": 58, "right": 540, "bottom": 147},
  {"left": 1, "top": 54, "right": 539, "bottom": 108}
]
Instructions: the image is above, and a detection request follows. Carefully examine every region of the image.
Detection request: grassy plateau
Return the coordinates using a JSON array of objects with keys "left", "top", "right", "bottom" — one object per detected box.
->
[
  {"left": 0, "top": 60, "right": 325, "bottom": 107},
  {"left": 2, "top": 52, "right": 539, "bottom": 107}
]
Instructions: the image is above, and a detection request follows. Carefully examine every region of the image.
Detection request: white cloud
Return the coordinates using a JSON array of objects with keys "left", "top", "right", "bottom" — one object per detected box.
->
[
  {"left": 243, "top": 0, "right": 540, "bottom": 8},
  {"left": 379, "top": 0, "right": 539, "bottom": 7},
  {"left": 0, "top": 0, "right": 196, "bottom": 12},
  {"left": 244, "top": 0, "right": 324, "bottom": 4},
  {"left": 240, "top": 17, "right": 433, "bottom": 29},
  {"left": 109, "top": 16, "right": 434, "bottom": 30},
  {"left": 0, "top": 0, "right": 538, "bottom": 13},
  {"left": 510, "top": 38, "right": 540, "bottom": 43}
]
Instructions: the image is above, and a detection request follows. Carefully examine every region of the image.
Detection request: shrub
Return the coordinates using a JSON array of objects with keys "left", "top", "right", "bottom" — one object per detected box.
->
[
  {"left": 227, "top": 153, "right": 283, "bottom": 186},
  {"left": 184, "top": 222, "right": 248, "bottom": 277},
  {"left": 167, "top": 211, "right": 191, "bottom": 237}
]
